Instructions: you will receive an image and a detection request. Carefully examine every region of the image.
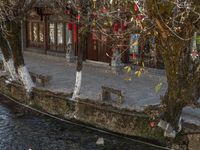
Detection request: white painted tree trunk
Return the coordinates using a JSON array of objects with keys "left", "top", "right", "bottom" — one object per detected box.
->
[
  {"left": 3, "top": 58, "right": 18, "bottom": 80},
  {"left": 18, "top": 65, "right": 35, "bottom": 93},
  {"left": 72, "top": 71, "right": 82, "bottom": 100}
]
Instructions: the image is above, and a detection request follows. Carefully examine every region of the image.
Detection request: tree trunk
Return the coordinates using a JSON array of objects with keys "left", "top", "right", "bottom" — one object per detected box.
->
[
  {"left": 0, "top": 33, "right": 17, "bottom": 79},
  {"left": 158, "top": 37, "right": 195, "bottom": 135},
  {"left": 144, "top": 0, "right": 200, "bottom": 138},
  {"left": 6, "top": 21, "right": 35, "bottom": 93},
  {"left": 72, "top": 24, "right": 82, "bottom": 99},
  {"left": 72, "top": 25, "right": 88, "bottom": 99}
]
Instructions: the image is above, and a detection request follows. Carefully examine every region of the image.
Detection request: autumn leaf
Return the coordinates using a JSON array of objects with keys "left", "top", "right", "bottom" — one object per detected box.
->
[
  {"left": 155, "top": 82, "right": 163, "bottom": 93},
  {"left": 135, "top": 70, "right": 142, "bottom": 78},
  {"left": 124, "top": 66, "right": 131, "bottom": 73},
  {"left": 142, "top": 62, "right": 145, "bottom": 68}
]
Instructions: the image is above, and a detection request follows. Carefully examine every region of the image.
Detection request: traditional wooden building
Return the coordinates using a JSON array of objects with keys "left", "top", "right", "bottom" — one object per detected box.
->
[
  {"left": 23, "top": 1, "right": 163, "bottom": 68},
  {"left": 24, "top": 5, "right": 115, "bottom": 64}
]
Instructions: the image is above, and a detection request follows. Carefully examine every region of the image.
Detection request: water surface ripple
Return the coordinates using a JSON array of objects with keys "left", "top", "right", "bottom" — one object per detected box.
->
[{"left": 0, "top": 96, "right": 162, "bottom": 150}]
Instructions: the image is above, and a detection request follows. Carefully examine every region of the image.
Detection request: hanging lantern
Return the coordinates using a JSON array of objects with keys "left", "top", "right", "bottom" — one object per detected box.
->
[
  {"left": 114, "top": 23, "right": 119, "bottom": 33},
  {"left": 134, "top": 3, "right": 139, "bottom": 12},
  {"left": 68, "top": 22, "right": 73, "bottom": 30}
]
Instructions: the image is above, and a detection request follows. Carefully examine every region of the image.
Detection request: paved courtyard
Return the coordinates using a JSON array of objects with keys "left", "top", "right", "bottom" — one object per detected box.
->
[
  {"left": 24, "top": 51, "right": 167, "bottom": 108},
  {"left": 24, "top": 51, "right": 200, "bottom": 125}
]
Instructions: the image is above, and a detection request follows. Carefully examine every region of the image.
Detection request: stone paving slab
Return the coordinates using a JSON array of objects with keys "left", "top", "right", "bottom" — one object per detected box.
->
[{"left": 24, "top": 51, "right": 200, "bottom": 125}]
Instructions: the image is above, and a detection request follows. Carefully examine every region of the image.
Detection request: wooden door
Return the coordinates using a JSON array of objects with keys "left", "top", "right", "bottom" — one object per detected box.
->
[
  {"left": 86, "top": 34, "right": 98, "bottom": 61},
  {"left": 98, "top": 40, "right": 112, "bottom": 63}
]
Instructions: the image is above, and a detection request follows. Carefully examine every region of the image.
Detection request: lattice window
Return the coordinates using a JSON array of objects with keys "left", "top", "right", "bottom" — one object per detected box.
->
[
  {"left": 49, "top": 23, "right": 55, "bottom": 44},
  {"left": 57, "top": 23, "right": 64, "bottom": 45}
]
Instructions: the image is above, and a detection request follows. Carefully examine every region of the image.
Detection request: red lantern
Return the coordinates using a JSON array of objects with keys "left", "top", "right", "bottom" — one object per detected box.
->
[
  {"left": 68, "top": 22, "right": 73, "bottom": 30},
  {"left": 114, "top": 23, "right": 119, "bottom": 33},
  {"left": 134, "top": 3, "right": 139, "bottom": 12}
]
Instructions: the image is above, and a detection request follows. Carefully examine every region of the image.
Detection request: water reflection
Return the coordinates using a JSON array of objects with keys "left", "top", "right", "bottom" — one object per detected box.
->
[{"left": 0, "top": 96, "right": 162, "bottom": 150}]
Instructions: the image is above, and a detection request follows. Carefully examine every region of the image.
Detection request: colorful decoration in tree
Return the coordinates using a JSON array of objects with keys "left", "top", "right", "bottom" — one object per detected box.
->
[
  {"left": 134, "top": 2, "right": 139, "bottom": 12},
  {"left": 64, "top": 0, "right": 146, "bottom": 63},
  {"left": 77, "top": 14, "right": 81, "bottom": 22},
  {"left": 114, "top": 23, "right": 119, "bottom": 33},
  {"left": 68, "top": 22, "right": 73, "bottom": 30},
  {"left": 191, "top": 50, "right": 199, "bottom": 61},
  {"left": 136, "top": 14, "right": 145, "bottom": 21},
  {"left": 132, "top": 53, "right": 137, "bottom": 60}
]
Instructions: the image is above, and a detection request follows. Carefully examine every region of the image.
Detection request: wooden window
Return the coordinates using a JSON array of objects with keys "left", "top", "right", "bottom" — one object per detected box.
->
[
  {"left": 48, "top": 22, "right": 65, "bottom": 53},
  {"left": 33, "top": 23, "right": 38, "bottom": 42},
  {"left": 57, "top": 23, "right": 64, "bottom": 45},
  {"left": 26, "top": 21, "right": 45, "bottom": 49},
  {"left": 39, "top": 23, "right": 44, "bottom": 43},
  {"left": 49, "top": 23, "right": 55, "bottom": 44}
]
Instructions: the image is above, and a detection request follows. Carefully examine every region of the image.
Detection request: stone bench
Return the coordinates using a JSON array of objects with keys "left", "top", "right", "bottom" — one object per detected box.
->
[
  {"left": 30, "top": 71, "right": 51, "bottom": 87},
  {"left": 101, "top": 86, "right": 124, "bottom": 104}
]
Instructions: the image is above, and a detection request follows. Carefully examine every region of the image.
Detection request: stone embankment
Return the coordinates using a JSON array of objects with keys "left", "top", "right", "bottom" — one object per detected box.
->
[{"left": 0, "top": 75, "right": 200, "bottom": 150}]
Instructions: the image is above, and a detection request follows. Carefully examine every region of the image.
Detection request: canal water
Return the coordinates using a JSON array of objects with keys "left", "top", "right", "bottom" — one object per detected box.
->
[{"left": 0, "top": 95, "right": 163, "bottom": 150}]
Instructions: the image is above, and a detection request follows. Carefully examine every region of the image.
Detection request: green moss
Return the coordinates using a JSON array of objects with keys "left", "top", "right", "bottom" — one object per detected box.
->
[{"left": 133, "top": 117, "right": 165, "bottom": 142}]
